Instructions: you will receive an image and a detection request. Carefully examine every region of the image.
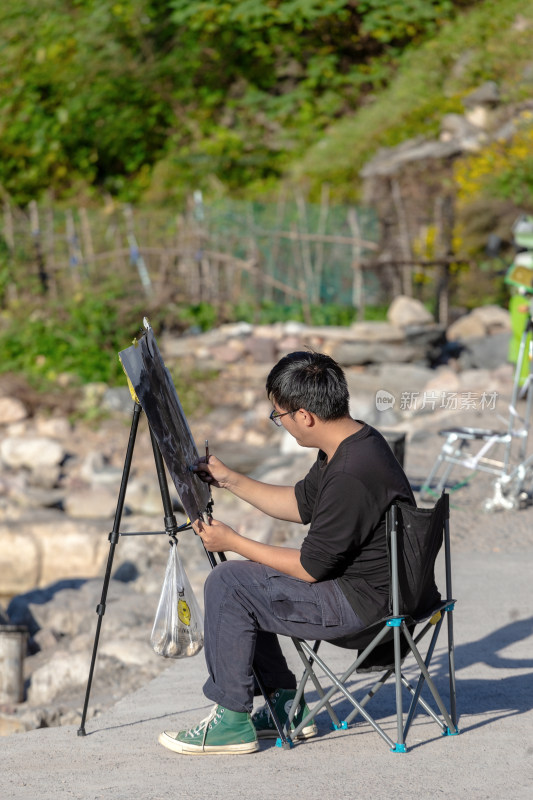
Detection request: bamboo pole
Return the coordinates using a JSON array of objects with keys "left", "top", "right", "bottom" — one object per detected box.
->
[
  {"left": 79, "top": 207, "right": 95, "bottom": 269},
  {"left": 2, "top": 201, "right": 17, "bottom": 305},
  {"left": 391, "top": 178, "right": 413, "bottom": 297},
  {"left": 251, "top": 226, "right": 378, "bottom": 249},
  {"left": 65, "top": 208, "right": 83, "bottom": 286},
  {"left": 296, "top": 191, "right": 318, "bottom": 304},
  {"left": 434, "top": 194, "right": 454, "bottom": 326},
  {"left": 29, "top": 200, "right": 48, "bottom": 293},
  {"left": 44, "top": 203, "right": 57, "bottom": 300},
  {"left": 3, "top": 201, "right": 14, "bottom": 251},
  {"left": 266, "top": 189, "right": 287, "bottom": 303},
  {"left": 245, "top": 202, "right": 262, "bottom": 319},
  {"left": 123, "top": 204, "right": 153, "bottom": 296},
  {"left": 289, "top": 221, "right": 312, "bottom": 322},
  {"left": 348, "top": 207, "right": 365, "bottom": 320},
  {"left": 313, "top": 183, "right": 330, "bottom": 305}
]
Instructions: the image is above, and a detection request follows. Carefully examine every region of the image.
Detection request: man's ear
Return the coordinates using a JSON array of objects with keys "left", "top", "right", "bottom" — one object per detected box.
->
[{"left": 298, "top": 408, "right": 315, "bottom": 427}]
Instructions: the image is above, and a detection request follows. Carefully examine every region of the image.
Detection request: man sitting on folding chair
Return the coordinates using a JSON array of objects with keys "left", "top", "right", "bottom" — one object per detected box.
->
[{"left": 158, "top": 351, "right": 415, "bottom": 755}]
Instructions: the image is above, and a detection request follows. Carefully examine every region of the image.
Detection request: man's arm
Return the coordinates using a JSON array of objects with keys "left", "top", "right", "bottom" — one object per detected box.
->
[
  {"left": 195, "top": 455, "right": 302, "bottom": 522},
  {"left": 194, "top": 518, "right": 315, "bottom": 582}
]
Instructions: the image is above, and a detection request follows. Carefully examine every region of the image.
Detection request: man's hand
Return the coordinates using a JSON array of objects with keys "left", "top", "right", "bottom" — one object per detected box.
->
[
  {"left": 193, "top": 517, "right": 239, "bottom": 552},
  {"left": 192, "top": 517, "right": 316, "bottom": 582},
  {"left": 193, "top": 454, "right": 233, "bottom": 490},
  {"left": 194, "top": 450, "right": 302, "bottom": 523}
]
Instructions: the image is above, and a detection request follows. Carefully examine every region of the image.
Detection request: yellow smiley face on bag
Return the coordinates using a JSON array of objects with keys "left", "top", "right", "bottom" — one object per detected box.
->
[{"left": 178, "top": 599, "right": 191, "bottom": 626}]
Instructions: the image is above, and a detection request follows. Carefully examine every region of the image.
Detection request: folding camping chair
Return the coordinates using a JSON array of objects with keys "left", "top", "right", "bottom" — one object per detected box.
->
[{"left": 280, "top": 493, "right": 458, "bottom": 753}]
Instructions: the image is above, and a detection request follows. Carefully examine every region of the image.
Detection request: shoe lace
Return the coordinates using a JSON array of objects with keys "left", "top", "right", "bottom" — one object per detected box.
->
[
  {"left": 253, "top": 703, "right": 271, "bottom": 723},
  {"left": 186, "top": 705, "right": 223, "bottom": 747},
  {"left": 253, "top": 691, "right": 282, "bottom": 724}
]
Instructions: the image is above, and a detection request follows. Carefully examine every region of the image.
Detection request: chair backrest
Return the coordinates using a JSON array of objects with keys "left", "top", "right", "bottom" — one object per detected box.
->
[
  {"left": 329, "top": 494, "right": 449, "bottom": 653},
  {"left": 390, "top": 494, "right": 447, "bottom": 619}
]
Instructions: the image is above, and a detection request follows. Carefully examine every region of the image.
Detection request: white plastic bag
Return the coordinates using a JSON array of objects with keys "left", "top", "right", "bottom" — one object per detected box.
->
[{"left": 151, "top": 540, "right": 204, "bottom": 658}]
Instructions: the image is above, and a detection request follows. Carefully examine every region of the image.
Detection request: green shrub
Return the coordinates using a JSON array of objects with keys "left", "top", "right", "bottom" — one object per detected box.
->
[{"left": 0, "top": 280, "right": 143, "bottom": 387}]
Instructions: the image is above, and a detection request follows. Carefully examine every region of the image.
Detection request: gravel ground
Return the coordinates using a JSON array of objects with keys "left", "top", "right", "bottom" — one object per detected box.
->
[{"left": 404, "top": 403, "right": 533, "bottom": 553}]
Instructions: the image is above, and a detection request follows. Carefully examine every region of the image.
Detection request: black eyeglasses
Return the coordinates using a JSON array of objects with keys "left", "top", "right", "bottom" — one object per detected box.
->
[{"left": 269, "top": 409, "right": 295, "bottom": 427}]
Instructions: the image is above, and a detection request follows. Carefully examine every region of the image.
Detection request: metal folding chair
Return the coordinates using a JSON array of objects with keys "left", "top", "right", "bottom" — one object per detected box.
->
[{"left": 280, "top": 494, "right": 458, "bottom": 752}]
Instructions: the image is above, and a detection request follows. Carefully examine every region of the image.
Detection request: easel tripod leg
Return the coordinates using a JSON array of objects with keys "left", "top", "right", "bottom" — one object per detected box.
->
[
  {"left": 149, "top": 426, "right": 178, "bottom": 536},
  {"left": 77, "top": 402, "right": 142, "bottom": 736}
]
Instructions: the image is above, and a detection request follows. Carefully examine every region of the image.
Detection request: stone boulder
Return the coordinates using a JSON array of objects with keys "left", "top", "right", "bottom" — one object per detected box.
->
[
  {"left": 0, "top": 513, "right": 110, "bottom": 597},
  {"left": 457, "top": 332, "right": 511, "bottom": 370},
  {"left": 350, "top": 321, "right": 405, "bottom": 342},
  {"left": 447, "top": 305, "right": 511, "bottom": 341},
  {"left": 62, "top": 486, "right": 117, "bottom": 519},
  {"left": 0, "top": 437, "right": 65, "bottom": 485},
  {"left": 387, "top": 295, "right": 434, "bottom": 327},
  {"left": 79, "top": 451, "right": 123, "bottom": 486},
  {"left": 27, "top": 650, "right": 103, "bottom": 705},
  {"left": 0, "top": 397, "right": 28, "bottom": 425},
  {"left": 331, "top": 341, "right": 418, "bottom": 366},
  {"left": 360, "top": 136, "right": 463, "bottom": 178}
]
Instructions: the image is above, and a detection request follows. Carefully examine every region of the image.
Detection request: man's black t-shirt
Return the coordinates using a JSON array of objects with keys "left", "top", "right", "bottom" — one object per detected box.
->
[{"left": 295, "top": 423, "right": 415, "bottom": 625}]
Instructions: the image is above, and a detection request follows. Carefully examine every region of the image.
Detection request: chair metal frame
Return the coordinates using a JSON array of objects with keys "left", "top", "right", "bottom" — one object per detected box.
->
[
  {"left": 277, "top": 494, "right": 458, "bottom": 753},
  {"left": 420, "top": 311, "right": 533, "bottom": 511}
]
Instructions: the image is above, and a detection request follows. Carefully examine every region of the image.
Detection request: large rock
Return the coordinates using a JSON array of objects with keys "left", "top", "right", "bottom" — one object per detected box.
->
[
  {"left": 27, "top": 650, "right": 94, "bottom": 704},
  {"left": 102, "top": 387, "right": 134, "bottom": 414},
  {"left": 387, "top": 296, "right": 434, "bottom": 327},
  {"left": 457, "top": 332, "right": 511, "bottom": 370},
  {"left": 34, "top": 416, "right": 72, "bottom": 440},
  {"left": 469, "top": 305, "right": 511, "bottom": 333},
  {"left": 332, "top": 341, "right": 417, "bottom": 366},
  {"left": 463, "top": 81, "right": 500, "bottom": 110},
  {"left": 349, "top": 321, "right": 405, "bottom": 342},
  {"left": 0, "top": 513, "right": 110, "bottom": 597},
  {"left": 345, "top": 363, "right": 434, "bottom": 397},
  {"left": 440, "top": 113, "right": 486, "bottom": 144},
  {"left": 62, "top": 486, "right": 117, "bottom": 519},
  {"left": 124, "top": 476, "right": 169, "bottom": 516},
  {"left": 244, "top": 336, "right": 277, "bottom": 363},
  {"left": 0, "top": 714, "right": 27, "bottom": 735},
  {"left": 447, "top": 313, "right": 486, "bottom": 340},
  {"left": 447, "top": 305, "right": 511, "bottom": 341},
  {"left": 0, "top": 436, "right": 65, "bottom": 471},
  {"left": 360, "top": 136, "right": 463, "bottom": 178},
  {"left": 79, "top": 451, "right": 123, "bottom": 486},
  {"left": 99, "top": 637, "right": 157, "bottom": 666},
  {"left": 25, "top": 649, "right": 136, "bottom": 705},
  {"left": 7, "top": 579, "right": 89, "bottom": 636},
  {"left": 0, "top": 397, "right": 28, "bottom": 425}
]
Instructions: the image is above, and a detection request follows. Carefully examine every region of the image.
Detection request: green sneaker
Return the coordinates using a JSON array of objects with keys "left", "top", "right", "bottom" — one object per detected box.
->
[
  {"left": 159, "top": 705, "right": 259, "bottom": 755},
  {"left": 252, "top": 689, "right": 317, "bottom": 740}
]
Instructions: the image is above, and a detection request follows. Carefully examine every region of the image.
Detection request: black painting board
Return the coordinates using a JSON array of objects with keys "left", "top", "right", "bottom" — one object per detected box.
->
[{"left": 119, "top": 327, "right": 211, "bottom": 523}]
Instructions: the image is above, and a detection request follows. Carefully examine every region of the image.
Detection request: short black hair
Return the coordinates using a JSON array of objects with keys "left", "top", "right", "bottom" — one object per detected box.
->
[{"left": 266, "top": 351, "right": 350, "bottom": 421}]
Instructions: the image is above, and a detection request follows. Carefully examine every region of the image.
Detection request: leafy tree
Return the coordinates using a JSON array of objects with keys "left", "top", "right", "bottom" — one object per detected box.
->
[{"left": 0, "top": 0, "right": 475, "bottom": 203}]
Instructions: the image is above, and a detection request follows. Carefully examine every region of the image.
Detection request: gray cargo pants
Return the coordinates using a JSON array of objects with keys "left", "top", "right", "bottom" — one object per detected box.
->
[{"left": 202, "top": 559, "right": 366, "bottom": 713}]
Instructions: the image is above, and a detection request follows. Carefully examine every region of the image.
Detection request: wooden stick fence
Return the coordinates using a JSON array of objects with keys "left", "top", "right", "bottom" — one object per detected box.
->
[{"left": 0, "top": 194, "right": 464, "bottom": 322}]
